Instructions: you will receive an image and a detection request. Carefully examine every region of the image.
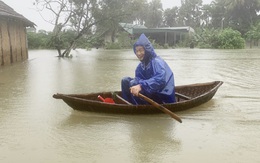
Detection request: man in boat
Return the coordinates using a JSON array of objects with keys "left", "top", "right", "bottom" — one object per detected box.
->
[{"left": 121, "top": 33, "right": 176, "bottom": 105}]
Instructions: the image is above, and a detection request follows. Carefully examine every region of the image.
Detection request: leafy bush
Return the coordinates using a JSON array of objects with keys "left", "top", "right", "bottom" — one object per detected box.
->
[
  {"left": 245, "top": 22, "right": 260, "bottom": 47},
  {"left": 104, "top": 42, "right": 122, "bottom": 49},
  {"left": 117, "top": 32, "right": 133, "bottom": 48},
  {"left": 195, "top": 28, "right": 245, "bottom": 49},
  {"left": 163, "top": 43, "right": 169, "bottom": 49},
  {"left": 175, "top": 33, "right": 190, "bottom": 48},
  {"left": 27, "top": 31, "right": 52, "bottom": 49},
  {"left": 217, "top": 28, "right": 245, "bottom": 49},
  {"left": 105, "top": 32, "right": 133, "bottom": 49},
  {"left": 150, "top": 39, "right": 164, "bottom": 49}
]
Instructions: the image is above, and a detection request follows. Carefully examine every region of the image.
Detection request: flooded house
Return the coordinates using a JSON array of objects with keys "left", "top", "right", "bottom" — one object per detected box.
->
[
  {"left": 0, "top": 0, "right": 34, "bottom": 66},
  {"left": 119, "top": 23, "right": 195, "bottom": 47}
]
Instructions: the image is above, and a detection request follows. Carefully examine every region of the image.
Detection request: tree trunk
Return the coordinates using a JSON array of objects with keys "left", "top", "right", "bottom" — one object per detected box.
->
[
  {"left": 61, "top": 41, "right": 76, "bottom": 57},
  {"left": 111, "top": 30, "right": 116, "bottom": 43},
  {"left": 57, "top": 47, "right": 62, "bottom": 57}
]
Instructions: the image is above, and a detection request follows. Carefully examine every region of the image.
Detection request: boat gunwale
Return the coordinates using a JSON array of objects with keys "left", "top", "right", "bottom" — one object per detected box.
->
[{"left": 53, "top": 81, "right": 223, "bottom": 112}]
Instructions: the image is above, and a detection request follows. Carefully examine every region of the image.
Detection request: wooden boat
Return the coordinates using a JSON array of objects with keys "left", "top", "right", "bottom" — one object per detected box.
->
[{"left": 53, "top": 81, "right": 223, "bottom": 114}]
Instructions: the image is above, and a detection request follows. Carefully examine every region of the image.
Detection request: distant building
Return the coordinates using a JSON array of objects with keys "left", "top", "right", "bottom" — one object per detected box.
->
[
  {"left": 0, "top": 0, "right": 35, "bottom": 66},
  {"left": 119, "top": 23, "right": 195, "bottom": 46}
]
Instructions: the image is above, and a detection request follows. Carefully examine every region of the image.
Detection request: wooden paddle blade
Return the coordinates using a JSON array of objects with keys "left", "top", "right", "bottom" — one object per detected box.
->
[
  {"left": 138, "top": 93, "right": 182, "bottom": 123},
  {"left": 157, "top": 104, "right": 182, "bottom": 123}
]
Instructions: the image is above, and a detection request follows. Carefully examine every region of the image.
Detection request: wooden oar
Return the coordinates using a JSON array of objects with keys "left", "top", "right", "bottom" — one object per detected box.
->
[{"left": 138, "top": 93, "right": 182, "bottom": 123}]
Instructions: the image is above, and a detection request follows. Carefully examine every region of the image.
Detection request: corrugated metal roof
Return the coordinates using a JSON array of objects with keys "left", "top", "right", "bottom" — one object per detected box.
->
[
  {"left": 0, "top": 0, "right": 35, "bottom": 27},
  {"left": 119, "top": 23, "right": 194, "bottom": 34},
  {"left": 119, "top": 23, "right": 147, "bottom": 34},
  {"left": 133, "top": 26, "right": 195, "bottom": 34}
]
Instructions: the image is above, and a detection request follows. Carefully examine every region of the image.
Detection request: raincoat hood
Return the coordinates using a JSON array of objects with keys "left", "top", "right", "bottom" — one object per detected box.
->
[{"left": 133, "top": 34, "right": 157, "bottom": 64}]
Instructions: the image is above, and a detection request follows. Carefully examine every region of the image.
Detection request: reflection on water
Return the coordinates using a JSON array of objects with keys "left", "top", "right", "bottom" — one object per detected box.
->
[{"left": 0, "top": 49, "right": 260, "bottom": 162}]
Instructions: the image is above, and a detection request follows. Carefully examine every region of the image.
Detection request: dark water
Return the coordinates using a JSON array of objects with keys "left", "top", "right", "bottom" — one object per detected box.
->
[{"left": 0, "top": 48, "right": 259, "bottom": 162}]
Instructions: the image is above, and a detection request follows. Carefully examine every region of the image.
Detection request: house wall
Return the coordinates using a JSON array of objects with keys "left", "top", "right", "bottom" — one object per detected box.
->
[
  {"left": 0, "top": 19, "right": 28, "bottom": 66},
  {"left": 0, "top": 23, "right": 2, "bottom": 65},
  {"left": 133, "top": 32, "right": 183, "bottom": 46}
]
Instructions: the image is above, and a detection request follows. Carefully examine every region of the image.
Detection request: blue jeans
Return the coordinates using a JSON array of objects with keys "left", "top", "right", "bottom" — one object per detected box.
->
[{"left": 121, "top": 77, "right": 148, "bottom": 105}]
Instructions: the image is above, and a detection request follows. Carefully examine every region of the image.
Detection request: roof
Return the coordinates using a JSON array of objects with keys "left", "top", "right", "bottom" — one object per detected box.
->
[
  {"left": 133, "top": 26, "right": 195, "bottom": 34},
  {"left": 119, "top": 23, "right": 147, "bottom": 34},
  {"left": 119, "top": 23, "right": 194, "bottom": 35},
  {"left": 0, "top": 0, "right": 35, "bottom": 27}
]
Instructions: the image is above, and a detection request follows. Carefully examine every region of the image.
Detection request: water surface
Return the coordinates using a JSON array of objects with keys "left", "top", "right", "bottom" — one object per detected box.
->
[{"left": 0, "top": 48, "right": 260, "bottom": 162}]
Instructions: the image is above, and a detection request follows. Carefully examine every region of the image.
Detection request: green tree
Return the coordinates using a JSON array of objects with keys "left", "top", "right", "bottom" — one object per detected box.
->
[
  {"left": 178, "top": 0, "right": 203, "bottom": 28},
  {"left": 200, "top": 4, "right": 213, "bottom": 27},
  {"left": 194, "top": 28, "right": 245, "bottom": 49},
  {"left": 35, "top": 0, "right": 123, "bottom": 57},
  {"left": 210, "top": 1, "right": 226, "bottom": 29},
  {"left": 217, "top": 28, "right": 245, "bottom": 49},
  {"left": 97, "top": 0, "right": 133, "bottom": 43},
  {"left": 27, "top": 31, "right": 53, "bottom": 49},
  {"left": 195, "top": 28, "right": 219, "bottom": 48},
  {"left": 163, "top": 7, "right": 179, "bottom": 27},
  {"left": 213, "top": 0, "right": 260, "bottom": 34},
  {"left": 128, "top": 0, "right": 148, "bottom": 25},
  {"left": 245, "top": 22, "right": 260, "bottom": 48},
  {"left": 144, "top": 0, "right": 163, "bottom": 27}
]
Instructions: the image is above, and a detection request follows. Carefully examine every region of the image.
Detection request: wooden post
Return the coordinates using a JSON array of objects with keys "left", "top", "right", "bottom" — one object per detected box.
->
[
  {"left": 164, "top": 32, "right": 167, "bottom": 45},
  {"left": 8, "top": 22, "right": 16, "bottom": 63},
  {"left": 19, "top": 24, "right": 28, "bottom": 60},
  {"left": 15, "top": 24, "right": 22, "bottom": 62},
  {"left": 15, "top": 24, "right": 22, "bottom": 61}
]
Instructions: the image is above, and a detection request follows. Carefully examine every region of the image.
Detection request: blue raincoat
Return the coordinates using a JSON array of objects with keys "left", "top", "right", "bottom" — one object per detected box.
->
[{"left": 121, "top": 34, "right": 176, "bottom": 105}]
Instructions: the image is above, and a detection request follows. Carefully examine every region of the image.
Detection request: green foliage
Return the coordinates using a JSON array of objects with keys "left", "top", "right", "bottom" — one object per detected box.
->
[
  {"left": 60, "top": 30, "right": 77, "bottom": 47},
  {"left": 217, "top": 28, "right": 245, "bottom": 49},
  {"left": 117, "top": 32, "right": 133, "bottom": 48},
  {"left": 27, "top": 31, "right": 52, "bottom": 49},
  {"left": 32, "top": 0, "right": 260, "bottom": 51},
  {"left": 174, "top": 33, "right": 193, "bottom": 48},
  {"left": 210, "top": 0, "right": 260, "bottom": 34},
  {"left": 145, "top": 0, "right": 163, "bottom": 28},
  {"left": 164, "top": 7, "right": 179, "bottom": 27},
  {"left": 27, "top": 30, "right": 101, "bottom": 50},
  {"left": 178, "top": 0, "right": 203, "bottom": 28},
  {"left": 104, "top": 32, "right": 133, "bottom": 49},
  {"left": 245, "top": 22, "right": 260, "bottom": 41},
  {"left": 195, "top": 28, "right": 245, "bottom": 49},
  {"left": 163, "top": 43, "right": 169, "bottom": 49},
  {"left": 104, "top": 42, "right": 122, "bottom": 49},
  {"left": 149, "top": 39, "right": 163, "bottom": 49}
]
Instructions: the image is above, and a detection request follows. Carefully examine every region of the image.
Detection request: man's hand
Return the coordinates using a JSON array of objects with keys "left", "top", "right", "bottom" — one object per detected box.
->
[{"left": 130, "top": 84, "right": 142, "bottom": 96}]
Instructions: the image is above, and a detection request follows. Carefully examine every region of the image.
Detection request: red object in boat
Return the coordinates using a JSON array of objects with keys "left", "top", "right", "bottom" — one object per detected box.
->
[{"left": 98, "top": 95, "right": 115, "bottom": 104}]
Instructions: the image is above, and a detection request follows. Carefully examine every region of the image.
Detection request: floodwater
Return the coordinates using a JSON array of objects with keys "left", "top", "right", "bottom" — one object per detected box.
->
[{"left": 0, "top": 48, "right": 260, "bottom": 163}]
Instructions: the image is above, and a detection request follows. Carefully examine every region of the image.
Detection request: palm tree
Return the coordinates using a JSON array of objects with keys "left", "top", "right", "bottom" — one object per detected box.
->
[
  {"left": 145, "top": 0, "right": 163, "bottom": 28},
  {"left": 163, "top": 7, "right": 179, "bottom": 27},
  {"left": 215, "top": 0, "right": 260, "bottom": 34}
]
